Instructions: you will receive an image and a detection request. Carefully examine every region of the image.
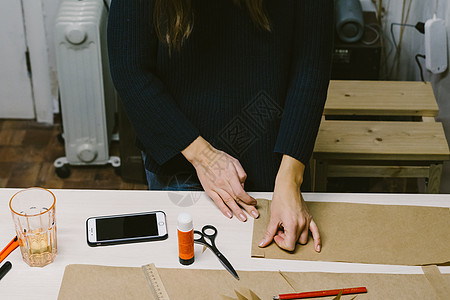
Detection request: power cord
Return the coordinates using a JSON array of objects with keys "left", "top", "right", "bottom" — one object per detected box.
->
[
  {"left": 361, "top": 23, "right": 381, "bottom": 46},
  {"left": 388, "top": 22, "right": 425, "bottom": 80},
  {"left": 390, "top": 22, "right": 425, "bottom": 51},
  {"left": 434, "top": 0, "right": 440, "bottom": 16},
  {"left": 415, "top": 54, "right": 426, "bottom": 83}
]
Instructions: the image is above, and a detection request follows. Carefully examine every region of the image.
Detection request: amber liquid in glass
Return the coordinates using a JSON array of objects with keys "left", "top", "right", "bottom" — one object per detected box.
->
[{"left": 20, "top": 228, "right": 57, "bottom": 267}]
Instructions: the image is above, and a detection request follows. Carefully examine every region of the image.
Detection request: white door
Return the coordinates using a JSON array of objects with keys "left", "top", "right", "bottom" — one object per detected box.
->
[{"left": 0, "top": 0, "right": 34, "bottom": 119}]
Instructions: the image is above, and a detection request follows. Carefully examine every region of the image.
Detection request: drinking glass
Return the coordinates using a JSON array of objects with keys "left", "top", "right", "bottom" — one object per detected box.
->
[{"left": 9, "top": 187, "right": 57, "bottom": 267}]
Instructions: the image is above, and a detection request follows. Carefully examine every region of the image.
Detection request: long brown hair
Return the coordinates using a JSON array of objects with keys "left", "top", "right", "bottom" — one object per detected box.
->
[{"left": 154, "top": 0, "right": 271, "bottom": 53}]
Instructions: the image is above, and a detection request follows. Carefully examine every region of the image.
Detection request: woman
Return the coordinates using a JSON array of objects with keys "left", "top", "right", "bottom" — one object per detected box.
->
[{"left": 108, "top": 0, "right": 333, "bottom": 252}]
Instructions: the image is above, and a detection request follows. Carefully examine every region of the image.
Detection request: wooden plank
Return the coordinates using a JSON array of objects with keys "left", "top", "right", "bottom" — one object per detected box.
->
[
  {"left": 324, "top": 80, "right": 438, "bottom": 117},
  {"left": 427, "top": 163, "right": 443, "bottom": 194},
  {"left": 327, "top": 165, "right": 430, "bottom": 178},
  {"left": 422, "top": 117, "right": 435, "bottom": 122},
  {"left": 313, "top": 121, "right": 450, "bottom": 161}
]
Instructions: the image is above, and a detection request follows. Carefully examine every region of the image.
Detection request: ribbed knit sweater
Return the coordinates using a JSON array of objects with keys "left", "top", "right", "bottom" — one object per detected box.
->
[{"left": 107, "top": 0, "right": 334, "bottom": 191}]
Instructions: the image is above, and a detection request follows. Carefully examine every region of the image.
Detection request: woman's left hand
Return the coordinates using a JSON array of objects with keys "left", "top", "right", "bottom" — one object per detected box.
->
[{"left": 258, "top": 155, "right": 321, "bottom": 252}]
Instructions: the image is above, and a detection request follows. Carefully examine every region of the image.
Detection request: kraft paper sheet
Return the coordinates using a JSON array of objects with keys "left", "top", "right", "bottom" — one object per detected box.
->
[
  {"left": 251, "top": 199, "right": 450, "bottom": 266},
  {"left": 57, "top": 264, "right": 155, "bottom": 300},
  {"left": 58, "top": 264, "right": 450, "bottom": 299}
]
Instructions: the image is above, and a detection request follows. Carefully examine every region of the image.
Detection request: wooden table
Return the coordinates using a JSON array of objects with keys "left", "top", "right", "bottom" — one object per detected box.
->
[
  {"left": 313, "top": 80, "right": 450, "bottom": 193},
  {"left": 0, "top": 189, "right": 449, "bottom": 299}
]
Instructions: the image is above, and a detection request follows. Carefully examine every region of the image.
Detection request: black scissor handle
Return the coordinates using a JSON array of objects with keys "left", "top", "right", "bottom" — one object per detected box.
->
[
  {"left": 201, "top": 225, "right": 217, "bottom": 239},
  {"left": 193, "top": 230, "right": 205, "bottom": 242},
  {"left": 193, "top": 225, "right": 218, "bottom": 247}
]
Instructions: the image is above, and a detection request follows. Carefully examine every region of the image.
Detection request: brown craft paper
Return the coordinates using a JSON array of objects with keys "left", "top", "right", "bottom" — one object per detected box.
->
[
  {"left": 57, "top": 264, "right": 155, "bottom": 300},
  {"left": 252, "top": 199, "right": 450, "bottom": 266},
  {"left": 422, "top": 265, "right": 450, "bottom": 300},
  {"left": 58, "top": 264, "right": 450, "bottom": 299}
]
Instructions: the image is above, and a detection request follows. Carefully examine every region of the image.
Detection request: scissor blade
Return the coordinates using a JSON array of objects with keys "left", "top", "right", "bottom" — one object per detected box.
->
[
  {"left": 194, "top": 240, "right": 239, "bottom": 280},
  {"left": 215, "top": 251, "right": 239, "bottom": 280}
]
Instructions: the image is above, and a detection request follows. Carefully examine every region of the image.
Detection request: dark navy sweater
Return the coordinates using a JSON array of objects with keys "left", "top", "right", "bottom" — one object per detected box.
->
[{"left": 107, "top": 0, "right": 334, "bottom": 191}]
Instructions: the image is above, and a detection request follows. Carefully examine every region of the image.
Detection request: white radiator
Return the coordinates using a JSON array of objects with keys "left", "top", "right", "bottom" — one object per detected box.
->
[{"left": 53, "top": 0, "right": 119, "bottom": 178}]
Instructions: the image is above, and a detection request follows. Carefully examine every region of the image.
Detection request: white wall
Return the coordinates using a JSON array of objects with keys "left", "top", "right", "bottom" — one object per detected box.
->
[
  {"left": 380, "top": 0, "right": 446, "bottom": 81},
  {"left": 22, "top": 0, "right": 54, "bottom": 123},
  {"left": 0, "top": 0, "right": 35, "bottom": 119},
  {"left": 433, "top": 3, "right": 450, "bottom": 193},
  {"left": 377, "top": 0, "right": 450, "bottom": 192},
  {"left": 42, "top": 0, "right": 61, "bottom": 108}
]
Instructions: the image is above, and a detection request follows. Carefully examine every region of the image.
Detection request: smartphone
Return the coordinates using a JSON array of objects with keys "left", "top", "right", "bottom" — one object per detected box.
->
[{"left": 86, "top": 211, "right": 168, "bottom": 247}]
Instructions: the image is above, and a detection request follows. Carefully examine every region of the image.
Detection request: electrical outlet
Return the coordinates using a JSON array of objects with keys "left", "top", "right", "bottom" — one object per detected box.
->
[{"left": 424, "top": 16, "right": 448, "bottom": 74}]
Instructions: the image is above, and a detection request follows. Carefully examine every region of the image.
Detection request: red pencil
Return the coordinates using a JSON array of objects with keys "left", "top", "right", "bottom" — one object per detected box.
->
[{"left": 273, "top": 287, "right": 367, "bottom": 299}]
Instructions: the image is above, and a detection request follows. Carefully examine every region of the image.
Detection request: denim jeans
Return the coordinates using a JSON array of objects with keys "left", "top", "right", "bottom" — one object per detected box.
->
[
  {"left": 142, "top": 153, "right": 202, "bottom": 191},
  {"left": 142, "top": 153, "right": 311, "bottom": 191}
]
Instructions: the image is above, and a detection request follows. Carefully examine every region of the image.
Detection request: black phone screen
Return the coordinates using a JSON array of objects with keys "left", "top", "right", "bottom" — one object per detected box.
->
[{"left": 96, "top": 214, "right": 158, "bottom": 241}]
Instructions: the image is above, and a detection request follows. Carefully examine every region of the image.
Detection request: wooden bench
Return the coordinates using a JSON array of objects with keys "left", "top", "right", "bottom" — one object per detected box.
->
[{"left": 312, "top": 80, "right": 450, "bottom": 193}]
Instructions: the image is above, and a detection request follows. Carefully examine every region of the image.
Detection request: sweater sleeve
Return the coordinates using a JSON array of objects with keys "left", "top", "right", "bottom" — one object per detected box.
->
[
  {"left": 273, "top": 0, "right": 334, "bottom": 165},
  {"left": 107, "top": 0, "right": 200, "bottom": 165}
]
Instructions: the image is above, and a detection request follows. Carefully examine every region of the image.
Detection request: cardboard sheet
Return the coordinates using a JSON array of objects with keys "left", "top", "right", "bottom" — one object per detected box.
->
[
  {"left": 58, "top": 264, "right": 450, "bottom": 299},
  {"left": 251, "top": 199, "right": 450, "bottom": 266},
  {"left": 57, "top": 264, "right": 155, "bottom": 300}
]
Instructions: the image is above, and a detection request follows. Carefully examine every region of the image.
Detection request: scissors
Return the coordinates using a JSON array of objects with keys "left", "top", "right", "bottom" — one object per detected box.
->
[{"left": 194, "top": 225, "right": 239, "bottom": 280}]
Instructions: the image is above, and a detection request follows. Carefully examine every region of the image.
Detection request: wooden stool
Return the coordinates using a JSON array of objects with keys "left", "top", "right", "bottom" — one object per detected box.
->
[
  {"left": 324, "top": 80, "right": 439, "bottom": 117},
  {"left": 312, "top": 80, "right": 450, "bottom": 193}
]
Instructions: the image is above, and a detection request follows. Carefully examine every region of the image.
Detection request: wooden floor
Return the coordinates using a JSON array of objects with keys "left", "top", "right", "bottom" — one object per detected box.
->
[
  {"left": 0, "top": 119, "right": 147, "bottom": 190},
  {"left": 0, "top": 119, "right": 419, "bottom": 193}
]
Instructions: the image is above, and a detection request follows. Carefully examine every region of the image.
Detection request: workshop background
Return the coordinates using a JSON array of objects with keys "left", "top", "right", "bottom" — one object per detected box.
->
[{"left": 1, "top": 0, "right": 449, "bottom": 192}]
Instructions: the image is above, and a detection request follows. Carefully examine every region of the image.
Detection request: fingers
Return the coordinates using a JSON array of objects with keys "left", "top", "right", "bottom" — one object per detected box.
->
[
  {"left": 191, "top": 147, "right": 259, "bottom": 222},
  {"left": 298, "top": 222, "right": 309, "bottom": 245},
  {"left": 215, "top": 189, "right": 248, "bottom": 222},
  {"left": 277, "top": 230, "right": 286, "bottom": 238},
  {"left": 239, "top": 201, "right": 259, "bottom": 219},
  {"left": 232, "top": 158, "right": 247, "bottom": 184},
  {"left": 258, "top": 218, "right": 279, "bottom": 247},
  {"left": 205, "top": 187, "right": 258, "bottom": 221},
  {"left": 227, "top": 165, "right": 256, "bottom": 206},
  {"left": 310, "top": 219, "right": 321, "bottom": 252},
  {"left": 197, "top": 152, "right": 255, "bottom": 208},
  {"left": 274, "top": 225, "right": 298, "bottom": 251},
  {"left": 274, "top": 219, "right": 321, "bottom": 252},
  {"left": 229, "top": 176, "right": 257, "bottom": 206},
  {"left": 205, "top": 190, "right": 232, "bottom": 219}
]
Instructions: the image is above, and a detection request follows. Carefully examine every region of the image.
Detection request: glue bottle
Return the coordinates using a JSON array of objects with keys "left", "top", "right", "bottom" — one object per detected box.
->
[{"left": 177, "top": 212, "right": 194, "bottom": 265}]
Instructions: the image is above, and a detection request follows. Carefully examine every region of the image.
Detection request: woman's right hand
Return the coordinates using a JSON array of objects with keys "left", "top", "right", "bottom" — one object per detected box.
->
[{"left": 182, "top": 136, "right": 258, "bottom": 222}]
